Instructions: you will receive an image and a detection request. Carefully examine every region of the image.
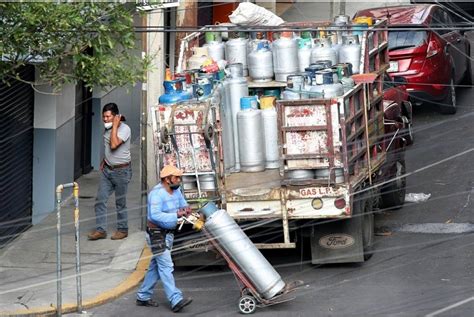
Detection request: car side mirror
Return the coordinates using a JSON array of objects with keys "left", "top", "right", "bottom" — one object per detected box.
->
[{"left": 393, "top": 76, "right": 407, "bottom": 86}]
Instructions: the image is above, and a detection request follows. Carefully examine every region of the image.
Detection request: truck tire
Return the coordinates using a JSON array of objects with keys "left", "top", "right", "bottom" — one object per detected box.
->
[
  {"left": 361, "top": 200, "right": 374, "bottom": 261},
  {"left": 381, "top": 158, "right": 406, "bottom": 210}
]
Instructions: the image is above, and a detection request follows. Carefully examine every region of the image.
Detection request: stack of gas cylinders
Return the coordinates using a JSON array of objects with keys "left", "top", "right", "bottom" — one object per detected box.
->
[{"left": 158, "top": 15, "right": 375, "bottom": 174}]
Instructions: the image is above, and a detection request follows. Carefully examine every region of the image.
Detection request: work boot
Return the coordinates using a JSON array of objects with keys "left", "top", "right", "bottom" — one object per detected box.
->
[
  {"left": 136, "top": 299, "right": 159, "bottom": 307},
  {"left": 172, "top": 297, "right": 193, "bottom": 313},
  {"left": 111, "top": 231, "right": 128, "bottom": 240},
  {"left": 87, "top": 230, "right": 107, "bottom": 240}
]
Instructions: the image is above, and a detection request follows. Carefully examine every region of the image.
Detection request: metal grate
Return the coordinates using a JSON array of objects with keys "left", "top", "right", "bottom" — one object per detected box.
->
[{"left": 0, "top": 66, "right": 35, "bottom": 247}]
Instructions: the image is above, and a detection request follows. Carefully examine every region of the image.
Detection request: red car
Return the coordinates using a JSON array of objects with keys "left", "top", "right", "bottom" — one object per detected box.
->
[{"left": 355, "top": 4, "right": 472, "bottom": 114}]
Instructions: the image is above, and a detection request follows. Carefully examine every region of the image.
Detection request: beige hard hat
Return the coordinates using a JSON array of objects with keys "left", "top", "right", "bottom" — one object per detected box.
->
[{"left": 160, "top": 165, "right": 183, "bottom": 178}]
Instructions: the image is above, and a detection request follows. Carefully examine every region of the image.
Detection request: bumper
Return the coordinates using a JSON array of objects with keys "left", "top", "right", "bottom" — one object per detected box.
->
[
  {"left": 390, "top": 59, "right": 450, "bottom": 103},
  {"left": 408, "top": 89, "right": 445, "bottom": 104}
]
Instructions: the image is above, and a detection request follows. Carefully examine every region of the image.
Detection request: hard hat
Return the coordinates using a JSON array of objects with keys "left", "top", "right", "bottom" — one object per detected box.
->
[{"left": 160, "top": 165, "right": 183, "bottom": 178}]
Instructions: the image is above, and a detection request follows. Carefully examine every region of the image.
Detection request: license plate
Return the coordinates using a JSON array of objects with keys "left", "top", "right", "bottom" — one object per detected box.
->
[{"left": 388, "top": 61, "right": 399, "bottom": 73}]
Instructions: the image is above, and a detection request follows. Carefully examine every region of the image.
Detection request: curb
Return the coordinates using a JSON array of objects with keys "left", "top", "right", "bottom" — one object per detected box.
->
[{"left": 0, "top": 246, "right": 152, "bottom": 317}]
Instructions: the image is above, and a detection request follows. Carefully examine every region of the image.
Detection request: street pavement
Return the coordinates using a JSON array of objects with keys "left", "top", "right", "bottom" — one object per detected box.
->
[{"left": 0, "top": 144, "right": 148, "bottom": 315}]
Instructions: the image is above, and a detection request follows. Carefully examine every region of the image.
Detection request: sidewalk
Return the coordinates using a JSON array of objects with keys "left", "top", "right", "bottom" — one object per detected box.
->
[{"left": 0, "top": 143, "right": 150, "bottom": 316}]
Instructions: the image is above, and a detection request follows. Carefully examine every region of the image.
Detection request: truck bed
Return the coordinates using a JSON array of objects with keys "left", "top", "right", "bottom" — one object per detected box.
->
[{"left": 224, "top": 169, "right": 281, "bottom": 191}]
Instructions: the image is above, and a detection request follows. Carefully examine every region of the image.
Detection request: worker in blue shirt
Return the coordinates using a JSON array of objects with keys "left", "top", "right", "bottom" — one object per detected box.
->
[{"left": 136, "top": 165, "right": 193, "bottom": 313}]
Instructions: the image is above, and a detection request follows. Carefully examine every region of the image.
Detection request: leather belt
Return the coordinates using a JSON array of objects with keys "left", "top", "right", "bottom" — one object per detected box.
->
[
  {"left": 104, "top": 160, "right": 130, "bottom": 170},
  {"left": 147, "top": 221, "right": 175, "bottom": 234}
]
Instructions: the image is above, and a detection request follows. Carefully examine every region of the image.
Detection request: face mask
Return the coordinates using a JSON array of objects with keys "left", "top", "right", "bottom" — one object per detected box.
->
[
  {"left": 169, "top": 183, "right": 180, "bottom": 190},
  {"left": 104, "top": 122, "right": 113, "bottom": 130}
]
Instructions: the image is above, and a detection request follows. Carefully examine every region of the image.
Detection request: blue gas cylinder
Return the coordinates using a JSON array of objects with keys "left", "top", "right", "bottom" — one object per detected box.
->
[{"left": 159, "top": 79, "right": 192, "bottom": 105}]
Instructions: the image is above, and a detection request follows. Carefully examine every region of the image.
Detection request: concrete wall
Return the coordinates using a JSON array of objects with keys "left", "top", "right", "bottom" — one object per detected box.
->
[{"left": 32, "top": 82, "right": 76, "bottom": 224}]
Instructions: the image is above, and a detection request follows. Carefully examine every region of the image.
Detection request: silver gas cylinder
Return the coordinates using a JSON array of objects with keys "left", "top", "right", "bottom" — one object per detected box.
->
[
  {"left": 260, "top": 99, "right": 280, "bottom": 169},
  {"left": 310, "top": 38, "right": 337, "bottom": 66},
  {"left": 217, "top": 81, "right": 235, "bottom": 173},
  {"left": 224, "top": 63, "right": 249, "bottom": 172},
  {"left": 272, "top": 33, "right": 298, "bottom": 82},
  {"left": 205, "top": 41, "right": 225, "bottom": 62},
  {"left": 225, "top": 37, "right": 249, "bottom": 77},
  {"left": 248, "top": 42, "right": 274, "bottom": 82},
  {"left": 237, "top": 105, "right": 265, "bottom": 172},
  {"left": 297, "top": 38, "right": 312, "bottom": 73},
  {"left": 286, "top": 169, "right": 315, "bottom": 179},
  {"left": 339, "top": 35, "right": 362, "bottom": 74},
  {"left": 204, "top": 209, "right": 286, "bottom": 299}
]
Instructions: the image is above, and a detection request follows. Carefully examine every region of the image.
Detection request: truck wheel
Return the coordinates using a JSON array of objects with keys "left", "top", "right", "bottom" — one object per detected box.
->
[
  {"left": 439, "top": 76, "right": 457, "bottom": 115},
  {"left": 362, "top": 202, "right": 374, "bottom": 261},
  {"left": 381, "top": 159, "right": 406, "bottom": 210}
]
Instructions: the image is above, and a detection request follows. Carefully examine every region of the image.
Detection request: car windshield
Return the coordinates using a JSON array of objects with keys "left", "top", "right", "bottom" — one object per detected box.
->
[{"left": 388, "top": 30, "right": 428, "bottom": 51}]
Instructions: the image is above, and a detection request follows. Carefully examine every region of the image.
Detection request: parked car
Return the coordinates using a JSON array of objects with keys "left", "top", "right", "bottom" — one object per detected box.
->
[{"left": 355, "top": 4, "right": 472, "bottom": 114}]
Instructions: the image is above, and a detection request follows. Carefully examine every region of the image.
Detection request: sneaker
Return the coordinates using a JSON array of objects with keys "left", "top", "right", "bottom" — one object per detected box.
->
[
  {"left": 172, "top": 297, "right": 193, "bottom": 313},
  {"left": 87, "top": 230, "right": 106, "bottom": 240},
  {"left": 136, "top": 299, "right": 159, "bottom": 307},
  {"left": 111, "top": 231, "right": 128, "bottom": 240}
]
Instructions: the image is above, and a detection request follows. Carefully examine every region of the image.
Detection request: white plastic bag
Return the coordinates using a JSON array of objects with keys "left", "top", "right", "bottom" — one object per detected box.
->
[
  {"left": 229, "top": 2, "right": 285, "bottom": 26},
  {"left": 405, "top": 193, "right": 431, "bottom": 203}
]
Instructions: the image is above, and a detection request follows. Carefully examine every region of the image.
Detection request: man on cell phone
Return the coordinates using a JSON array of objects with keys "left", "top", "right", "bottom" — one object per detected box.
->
[{"left": 88, "top": 103, "right": 132, "bottom": 241}]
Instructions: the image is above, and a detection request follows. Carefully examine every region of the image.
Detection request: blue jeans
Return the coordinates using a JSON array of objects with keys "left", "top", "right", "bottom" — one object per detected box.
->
[
  {"left": 94, "top": 165, "right": 132, "bottom": 232},
  {"left": 137, "top": 233, "right": 183, "bottom": 308}
]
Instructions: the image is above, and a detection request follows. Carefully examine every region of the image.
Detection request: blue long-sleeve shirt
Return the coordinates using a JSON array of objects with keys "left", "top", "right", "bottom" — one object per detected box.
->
[{"left": 147, "top": 183, "right": 188, "bottom": 229}]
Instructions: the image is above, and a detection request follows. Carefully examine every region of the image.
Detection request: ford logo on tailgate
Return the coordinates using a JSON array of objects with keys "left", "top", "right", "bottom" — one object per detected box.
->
[{"left": 319, "top": 234, "right": 355, "bottom": 249}]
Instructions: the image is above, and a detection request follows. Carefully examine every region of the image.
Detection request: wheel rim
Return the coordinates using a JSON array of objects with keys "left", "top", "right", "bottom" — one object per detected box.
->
[{"left": 239, "top": 296, "right": 256, "bottom": 314}]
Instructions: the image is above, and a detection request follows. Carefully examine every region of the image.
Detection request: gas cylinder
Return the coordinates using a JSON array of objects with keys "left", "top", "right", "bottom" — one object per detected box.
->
[
  {"left": 297, "top": 38, "right": 312, "bottom": 72},
  {"left": 336, "top": 63, "right": 355, "bottom": 93},
  {"left": 248, "top": 42, "right": 274, "bottom": 82},
  {"left": 339, "top": 35, "right": 362, "bottom": 74},
  {"left": 310, "top": 38, "right": 337, "bottom": 66},
  {"left": 187, "top": 46, "right": 209, "bottom": 70},
  {"left": 282, "top": 74, "right": 307, "bottom": 100},
  {"left": 272, "top": 32, "right": 298, "bottom": 82},
  {"left": 203, "top": 208, "right": 286, "bottom": 299},
  {"left": 318, "top": 74, "right": 344, "bottom": 98},
  {"left": 225, "top": 37, "right": 249, "bottom": 77},
  {"left": 260, "top": 96, "right": 280, "bottom": 169},
  {"left": 224, "top": 63, "right": 249, "bottom": 172},
  {"left": 217, "top": 81, "right": 235, "bottom": 174},
  {"left": 237, "top": 97, "right": 265, "bottom": 172},
  {"left": 158, "top": 79, "right": 192, "bottom": 105},
  {"left": 205, "top": 41, "right": 225, "bottom": 62}
]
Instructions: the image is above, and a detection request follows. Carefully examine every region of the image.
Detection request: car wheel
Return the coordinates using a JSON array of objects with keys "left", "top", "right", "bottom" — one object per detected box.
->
[
  {"left": 461, "top": 57, "right": 472, "bottom": 86},
  {"left": 439, "top": 76, "right": 457, "bottom": 115}
]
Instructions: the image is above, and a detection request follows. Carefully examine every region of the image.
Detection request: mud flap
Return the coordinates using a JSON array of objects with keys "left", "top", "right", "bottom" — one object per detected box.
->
[{"left": 309, "top": 217, "right": 364, "bottom": 264}]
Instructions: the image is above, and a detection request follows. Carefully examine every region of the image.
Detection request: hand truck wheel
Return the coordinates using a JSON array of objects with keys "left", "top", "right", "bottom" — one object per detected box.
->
[
  {"left": 160, "top": 126, "right": 170, "bottom": 145},
  {"left": 203, "top": 123, "right": 214, "bottom": 143},
  {"left": 238, "top": 295, "right": 257, "bottom": 314}
]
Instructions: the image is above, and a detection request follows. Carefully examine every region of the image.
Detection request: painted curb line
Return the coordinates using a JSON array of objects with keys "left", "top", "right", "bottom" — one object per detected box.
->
[{"left": 0, "top": 246, "right": 152, "bottom": 317}]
